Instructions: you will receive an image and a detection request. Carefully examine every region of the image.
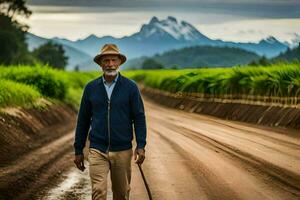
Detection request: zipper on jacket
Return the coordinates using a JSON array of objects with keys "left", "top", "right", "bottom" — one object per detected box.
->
[{"left": 106, "top": 100, "right": 111, "bottom": 154}]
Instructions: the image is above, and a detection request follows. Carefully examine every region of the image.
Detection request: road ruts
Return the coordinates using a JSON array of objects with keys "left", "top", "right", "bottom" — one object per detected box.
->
[{"left": 141, "top": 97, "right": 300, "bottom": 200}]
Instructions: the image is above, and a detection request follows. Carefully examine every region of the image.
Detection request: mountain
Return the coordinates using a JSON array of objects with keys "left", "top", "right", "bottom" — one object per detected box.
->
[
  {"left": 26, "top": 33, "right": 93, "bottom": 70},
  {"left": 132, "top": 16, "right": 213, "bottom": 44},
  {"left": 125, "top": 45, "right": 261, "bottom": 69},
  {"left": 218, "top": 36, "right": 288, "bottom": 59},
  {"left": 273, "top": 43, "right": 300, "bottom": 62},
  {"left": 26, "top": 16, "right": 289, "bottom": 71}
]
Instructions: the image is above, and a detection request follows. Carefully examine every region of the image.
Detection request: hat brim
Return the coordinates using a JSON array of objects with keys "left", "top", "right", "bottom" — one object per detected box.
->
[{"left": 94, "top": 53, "right": 126, "bottom": 66}]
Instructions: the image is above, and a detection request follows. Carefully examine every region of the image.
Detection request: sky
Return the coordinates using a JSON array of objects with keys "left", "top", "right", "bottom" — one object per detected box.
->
[{"left": 21, "top": 0, "right": 300, "bottom": 44}]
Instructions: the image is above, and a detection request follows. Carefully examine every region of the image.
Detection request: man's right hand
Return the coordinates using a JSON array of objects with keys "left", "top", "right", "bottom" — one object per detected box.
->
[{"left": 74, "top": 154, "right": 85, "bottom": 171}]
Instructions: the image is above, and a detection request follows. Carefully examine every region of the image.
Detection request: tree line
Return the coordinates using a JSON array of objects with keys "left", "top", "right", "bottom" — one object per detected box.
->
[
  {"left": 137, "top": 45, "right": 261, "bottom": 70},
  {"left": 138, "top": 42, "right": 300, "bottom": 70},
  {"left": 248, "top": 43, "right": 300, "bottom": 66}
]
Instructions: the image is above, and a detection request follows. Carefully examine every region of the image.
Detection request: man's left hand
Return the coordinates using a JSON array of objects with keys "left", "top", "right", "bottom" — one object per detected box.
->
[{"left": 134, "top": 148, "right": 145, "bottom": 165}]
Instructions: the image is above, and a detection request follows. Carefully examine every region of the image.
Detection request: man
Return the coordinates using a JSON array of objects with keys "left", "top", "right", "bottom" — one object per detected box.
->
[{"left": 73, "top": 44, "right": 147, "bottom": 200}]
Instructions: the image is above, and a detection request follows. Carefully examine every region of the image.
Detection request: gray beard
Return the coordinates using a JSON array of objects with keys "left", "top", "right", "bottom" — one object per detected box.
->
[{"left": 103, "top": 68, "right": 119, "bottom": 76}]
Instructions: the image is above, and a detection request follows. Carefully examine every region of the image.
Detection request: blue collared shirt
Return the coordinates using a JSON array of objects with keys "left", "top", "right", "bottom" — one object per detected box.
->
[{"left": 102, "top": 73, "right": 119, "bottom": 100}]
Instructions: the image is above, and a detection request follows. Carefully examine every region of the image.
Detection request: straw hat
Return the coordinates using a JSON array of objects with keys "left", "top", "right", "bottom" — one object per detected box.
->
[{"left": 94, "top": 44, "right": 126, "bottom": 65}]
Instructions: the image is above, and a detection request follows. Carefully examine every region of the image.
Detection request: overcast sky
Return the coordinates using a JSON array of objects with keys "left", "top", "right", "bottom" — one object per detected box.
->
[{"left": 23, "top": 0, "right": 300, "bottom": 44}]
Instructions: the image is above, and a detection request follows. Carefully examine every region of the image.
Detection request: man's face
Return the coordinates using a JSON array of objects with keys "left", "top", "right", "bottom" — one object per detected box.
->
[{"left": 100, "top": 55, "right": 121, "bottom": 76}]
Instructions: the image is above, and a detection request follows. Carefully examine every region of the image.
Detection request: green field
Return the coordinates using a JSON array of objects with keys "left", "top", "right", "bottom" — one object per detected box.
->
[
  {"left": 0, "top": 63, "right": 299, "bottom": 109},
  {"left": 0, "top": 65, "right": 98, "bottom": 109},
  {"left": 124, "top": 63, "right": 300, "bottom": 97}
]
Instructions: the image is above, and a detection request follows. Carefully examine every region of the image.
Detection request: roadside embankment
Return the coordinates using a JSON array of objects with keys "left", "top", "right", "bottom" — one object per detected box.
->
[
  {"left": 140, "top": 85, "right": 300, "bottom": 130},
  {"left": 0, "top": 99, "right": 77, "bottom": 199},
  {"left": 0, "top": 99, "right": 77, "bottom": 166}
]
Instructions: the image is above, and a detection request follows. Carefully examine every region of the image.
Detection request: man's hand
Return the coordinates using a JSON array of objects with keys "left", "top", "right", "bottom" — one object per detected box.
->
[
  {"left": 134, "top": 148, "right": 145, "bottom": 165},
  {"left": 74, "top": 154, "right": 85, "bottom": 171}
]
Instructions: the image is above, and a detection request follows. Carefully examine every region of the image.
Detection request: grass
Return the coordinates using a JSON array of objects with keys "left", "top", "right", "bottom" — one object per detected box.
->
[
  {"left": 0, "top": 79, "right": 41, "bottom": 108},
  {"left": 0, "top": 63, "right": 299, "bottom": 109}
]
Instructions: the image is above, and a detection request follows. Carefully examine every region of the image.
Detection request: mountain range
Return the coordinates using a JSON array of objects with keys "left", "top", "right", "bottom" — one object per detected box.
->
[{"left": 26, "top": 16, "right": 289, "bottom": 71}]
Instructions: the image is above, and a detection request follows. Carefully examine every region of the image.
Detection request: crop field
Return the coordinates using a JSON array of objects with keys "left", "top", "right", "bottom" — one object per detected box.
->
[
  {"left": 124, "top": 63, "right": 300, "bottom": 97},
  {"left": 0, "top": 63, "right": 299, "bottom": 108}
]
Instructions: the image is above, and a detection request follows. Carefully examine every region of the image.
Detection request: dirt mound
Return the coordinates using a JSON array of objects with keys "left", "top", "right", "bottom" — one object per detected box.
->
[
  {"left": 0, "top": 100, "right": 77, "bottom": 166},
  {"left": 141, "top": 86, "right": 300, "bottom": 130},
  {"left": 0, "top": 100, "right": 78, "bottom": 199}
]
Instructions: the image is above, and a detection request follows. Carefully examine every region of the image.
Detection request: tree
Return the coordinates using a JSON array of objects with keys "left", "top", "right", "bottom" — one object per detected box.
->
[
  {"left": 171, "top": 64, "right": 179, "bottom": 69},
  {"left": 258, "top": 56, "right": 270, "bottom": 66},
  {"left": 0, "top": 13, "right": 35, "bottom": 65},
  {"left": 248, "top": 56, "right": 271, "bottom": 67},
  {"left": 33, "top": 42, "right": 68, "bottom": 70},
  {"left": 248, "top": 60, "right": 258, "bottom": 66},
  {"left": 74, "top": 65, "right": 80, "bottom": 71},
  {"left": 0, "top": 0, "right": 33, "bottom": 65},
  {"left": 142, "top": 58, "right": 164, "bottom": 69},
  {"left": 0, "top": 0, "right": 31, "bottom": 18},
  {"left": 0, "top": 30, "right": 19, "bottom": 64}
]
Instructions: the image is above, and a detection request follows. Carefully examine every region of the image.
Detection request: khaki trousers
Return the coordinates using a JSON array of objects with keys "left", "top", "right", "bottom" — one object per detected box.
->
[{"left": 88, "top": 148, "right": 133, "bottom": 200}]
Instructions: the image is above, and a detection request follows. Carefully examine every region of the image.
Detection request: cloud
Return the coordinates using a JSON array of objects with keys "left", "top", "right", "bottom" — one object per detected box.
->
[
  {"left": 27, "top": 0, "right": 300, "bottom": 18},
  {"left": 196, "top": 18, "right": 300, "bottom": 43},
  {"left": 24, "top": 1, "right": 300, "bottom": 42}
]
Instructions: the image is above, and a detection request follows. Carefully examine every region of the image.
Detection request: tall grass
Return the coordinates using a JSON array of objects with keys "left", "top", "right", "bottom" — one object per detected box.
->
[
  {"left": 123, "top": 63, "right": 300, "bottom": 97},
  {"left": 0, "top": 79, "right": 41, "bottom": 108},
  {"left": 0, "top": 65, "right": 99, "bottom": 108},
  {"left": 0, "top": 66, "right": 68, "bottom": 100}
]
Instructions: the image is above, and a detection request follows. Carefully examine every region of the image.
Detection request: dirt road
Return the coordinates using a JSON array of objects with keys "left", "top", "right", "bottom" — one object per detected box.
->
[
  {"left": 1, "top": 97, "right": 299, "bottom": 199},
  {"left": 142, "top": 98, "right": 300, "bottom": 200}
]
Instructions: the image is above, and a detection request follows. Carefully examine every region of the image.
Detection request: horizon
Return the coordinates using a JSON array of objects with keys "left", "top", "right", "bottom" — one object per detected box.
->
[
  {"left": 20, "top": 1, "right": 300, "bottom": 45},
  {"left": 26, "top": 14, "right": 298, "bottom": 43}
]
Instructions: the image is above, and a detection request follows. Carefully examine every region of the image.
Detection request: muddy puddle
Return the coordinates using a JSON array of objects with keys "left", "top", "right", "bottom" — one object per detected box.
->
[{"left": 40, "top": 162, "right": 113, "bottom": 200}]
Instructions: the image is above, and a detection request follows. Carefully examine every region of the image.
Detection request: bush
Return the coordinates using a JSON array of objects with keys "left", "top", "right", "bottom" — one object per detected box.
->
[{"left": 142, "top": 58, "right": 164, "bottom": 69}]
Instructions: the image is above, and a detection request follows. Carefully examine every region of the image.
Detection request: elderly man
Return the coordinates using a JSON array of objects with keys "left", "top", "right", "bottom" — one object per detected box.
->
[{"left": 74, "top": 44, "right": 147, "bottom": 200}]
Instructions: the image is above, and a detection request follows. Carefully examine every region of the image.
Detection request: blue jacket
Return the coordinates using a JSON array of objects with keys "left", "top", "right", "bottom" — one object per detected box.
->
[{"left": 74, "top": 72, "right": 147, "bottom": 155}]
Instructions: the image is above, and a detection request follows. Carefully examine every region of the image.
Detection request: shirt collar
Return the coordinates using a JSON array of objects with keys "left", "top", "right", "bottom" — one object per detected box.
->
[{"left": 102, "top": 72, "right": 119, "bottom": 84}]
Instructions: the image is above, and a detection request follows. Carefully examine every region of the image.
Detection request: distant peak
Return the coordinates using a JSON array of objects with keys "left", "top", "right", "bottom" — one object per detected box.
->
[
  {"left": 266, "top": 36, "right": 277, "bottom": 41},
  {"left": 137, "top": 16, "right": 211, "bottom": 42},
  {"left": 149, "top": 16, "right": 159, "bottom": 24},
  {"left": 261, "top": 36, "right": 279, "bottom": 44},
  {"left": 167, "top": 16, "right": 177, "bottom": 23},
  {"left": 181, "top": 20, "right": 190, "bottom": 26},
  {"left": 86, "top": 34, "right": 98, "bottom": 39}
]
